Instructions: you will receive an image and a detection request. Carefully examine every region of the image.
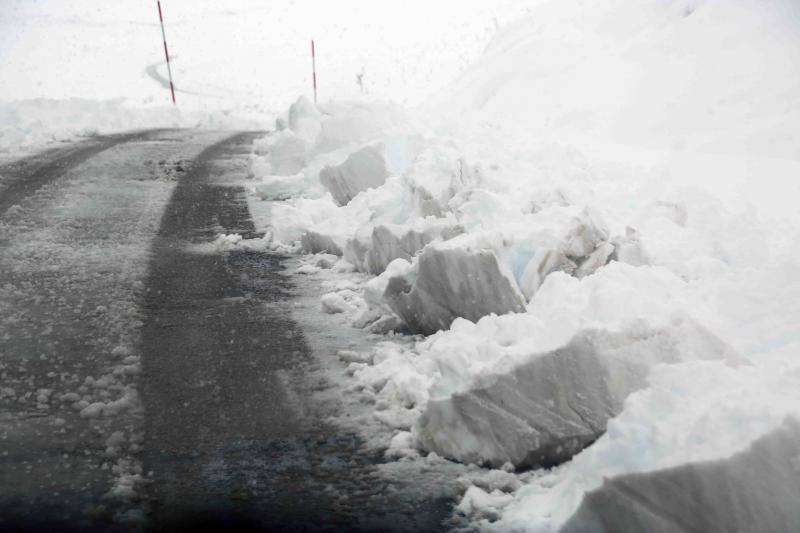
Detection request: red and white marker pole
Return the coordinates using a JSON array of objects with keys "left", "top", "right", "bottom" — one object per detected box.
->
[
  {"left": 157, "top": 0, "right": 176, "bottom": 105},
  {"left": 311, "top": 39, "right": 318, "bottom": 104}
]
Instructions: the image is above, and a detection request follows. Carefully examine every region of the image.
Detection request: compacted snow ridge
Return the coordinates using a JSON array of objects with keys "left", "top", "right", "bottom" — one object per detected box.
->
[{"left": 245, "top": 1, "right": 800, "bottom": 530}]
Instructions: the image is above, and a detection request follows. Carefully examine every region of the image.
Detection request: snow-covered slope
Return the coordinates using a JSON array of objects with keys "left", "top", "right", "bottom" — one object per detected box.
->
[
  {"left": 0, "top": 0, "right": 531, "bottom": 158},
  {"left": 427, "top": 0, "right": 800, "bottom": 161},
  {"left": 248, "top": 1, "right": 800, "bottom": 530}
]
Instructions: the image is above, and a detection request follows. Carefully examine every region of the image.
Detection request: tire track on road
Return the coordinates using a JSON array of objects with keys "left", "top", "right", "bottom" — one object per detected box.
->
[
  {"left": 138, "top": 132, "right": 449, "bottom": 531},
  {"left": 0, "top": 129, "right": 229, "bottom": 531},
  {"left": 0, "top": 129, "right": 170, "bottom": 215}
]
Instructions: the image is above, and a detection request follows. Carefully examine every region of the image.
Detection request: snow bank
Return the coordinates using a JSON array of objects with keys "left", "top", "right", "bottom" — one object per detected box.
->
[
  {"left": 416, "top": 318, "right": 741, "bottom": 469},
  {"left": 245, "top": 1, "right": 800, "bottom": 529},
  {"left": 250, "top": 97, "right": 458, "bottom": 267}
]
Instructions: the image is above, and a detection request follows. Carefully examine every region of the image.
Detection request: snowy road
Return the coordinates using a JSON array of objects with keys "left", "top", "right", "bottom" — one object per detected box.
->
[{"left": 0, "top": 130, "right": 452, "bottom": 531}]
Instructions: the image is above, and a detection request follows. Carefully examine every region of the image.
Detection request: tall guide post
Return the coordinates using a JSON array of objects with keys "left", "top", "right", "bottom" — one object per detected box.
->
[
  {"left": 311, "top": 39, "right": 318, "bottom": 104},
  {"left": 157, "top": 0, "right": 176, "bottom": 105}
]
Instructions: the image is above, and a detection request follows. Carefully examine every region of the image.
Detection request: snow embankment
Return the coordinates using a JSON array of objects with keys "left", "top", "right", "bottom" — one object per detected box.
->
[
  {"left": 247, "top": 0, "right": 800, "bottom": 530},
  {"left": 417, "top": 318, "right": 741, "bottom": 469}
]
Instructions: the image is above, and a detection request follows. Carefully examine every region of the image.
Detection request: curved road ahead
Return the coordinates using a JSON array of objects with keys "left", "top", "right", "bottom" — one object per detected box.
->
[{"left": 0, "top": 131, "right": 451, "bottom": 531}]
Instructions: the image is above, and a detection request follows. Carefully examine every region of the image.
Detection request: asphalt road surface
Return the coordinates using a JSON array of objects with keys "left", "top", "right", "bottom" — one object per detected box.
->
[{"left": 0, "top": 131, "right": 452, "bottom": 532}]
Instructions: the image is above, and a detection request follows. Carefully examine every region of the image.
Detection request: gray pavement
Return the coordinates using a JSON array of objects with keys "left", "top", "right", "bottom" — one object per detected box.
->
[{"left": 0, "top": 131, "right": 453, "bottom": 532}]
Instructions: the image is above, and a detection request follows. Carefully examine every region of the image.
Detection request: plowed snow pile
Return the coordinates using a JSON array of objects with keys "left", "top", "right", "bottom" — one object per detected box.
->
[{"left": 248, "top": 0, "right": 800, "bottom": 530}]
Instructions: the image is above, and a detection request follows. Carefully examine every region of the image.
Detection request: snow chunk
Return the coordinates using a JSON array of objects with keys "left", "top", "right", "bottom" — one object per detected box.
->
[
  {"left": 312, "top": 253, "right": 339, "bottom": 269},
  {"left": 186, "top": 233, "right": 272, "bottom": 254},
  {"left": 384, "top": 244, "right": 526, "bottom": 335},
  {"left": 489, "top": 348, "right": 800, "bottom": 532},
  {"left": 295, "top": 264, "right": 321, "bottom": 275},
  {"left": 561, "top": 416, "right": 800, "bottom": 533},
  {"left": 319, "top": 145, "right": 389, "bottom": 206},
  {"left": 321, "top": 292, "right": 352, "bottom": 314},
  {"left": 345, "top": 220, "right": 463, "bottom": 275},
  {"left": 301, "top": 231, "right": 343, "bottom": 256},
  {"left": 416, "top": 318, "right": 742, "bottom": 469},
  {"left": 80, "top": 389, "right": 138, "bottom": 419}
]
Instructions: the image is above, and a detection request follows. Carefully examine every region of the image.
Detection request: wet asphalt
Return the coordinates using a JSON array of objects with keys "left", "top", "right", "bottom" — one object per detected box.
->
[{"left": 0, "top": 131, "right": 453, "bottom": 532}]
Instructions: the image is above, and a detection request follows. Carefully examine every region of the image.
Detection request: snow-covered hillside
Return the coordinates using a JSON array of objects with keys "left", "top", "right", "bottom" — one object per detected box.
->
[
  {"left": 247, "top": 0, "right": 800, "bottom": 530},
  {"left": 0, "top": 0, "right": 529, "bottom": 158}
]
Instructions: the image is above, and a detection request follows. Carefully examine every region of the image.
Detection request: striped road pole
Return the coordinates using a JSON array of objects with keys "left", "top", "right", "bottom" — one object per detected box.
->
[
  {"left": 157, "top": 0, "right": 176, "bottom": 105},
  {"left": 311, "top": 39, "right": 317, "bottom": 104}
]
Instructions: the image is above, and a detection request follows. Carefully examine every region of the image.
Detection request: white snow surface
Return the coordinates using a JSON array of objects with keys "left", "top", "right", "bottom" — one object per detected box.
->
[
  {"left": 248, "top": 0, "right": 800, "bottom": 530},
  {"left": 0, "top": 0, "right": 531, "bottom": 158}
]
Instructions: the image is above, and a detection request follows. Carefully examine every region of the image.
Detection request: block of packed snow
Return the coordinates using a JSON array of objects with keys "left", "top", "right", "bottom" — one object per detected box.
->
[
  {"left": 345, "top": 222, "right": 463, "bottom": 275},
  {"left": 344, "top": 236, "right": 371, "bottom": 272},
  {"left": 370, "top": 226, "right": 430, "bottom": 274},
  {"left": 319, "top": 145, "right": 389, "bottom": 206},
  {"left": 352, "top": 258, "right": 413, "bottom": 333},
  {"left": 368, "top": 224, "right": 464, "bottom": 275},
  {"left": 300, "top": 230, "right": 343, "bottom": 256},
  {"left": 320, "top": 292, "right": 350, "bottom": 314},
  {"left": 384, "top": 245, "right": 526, "bottom": 335},
  {"left": 415, "top": 319, "right": 742, "bottom": 469},
  {"left": 561, "top": 416, "right": 800, "bottom": 533}
]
